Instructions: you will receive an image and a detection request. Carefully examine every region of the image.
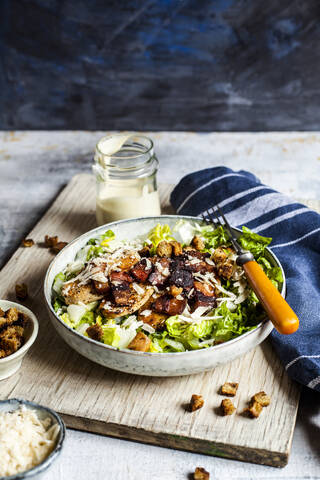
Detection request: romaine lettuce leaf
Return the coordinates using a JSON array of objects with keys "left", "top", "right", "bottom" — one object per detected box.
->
[
  {"left": 52, "top": 272, "right": 66, "bottom": 296},
  {"left": 100, "top": 229, "right": 116, "bottom": 246},
  {"left": 212, "top": 303, "right": 255, "bottom": 342},
  {"left": 146, "top": 224, "right": 175, "bottom": 254},
  {"left": 201, "top": 225, "right": 230, "bottom": 249},
  {"left": 238, "top": 226, "right": 271, "bottom": 257}
]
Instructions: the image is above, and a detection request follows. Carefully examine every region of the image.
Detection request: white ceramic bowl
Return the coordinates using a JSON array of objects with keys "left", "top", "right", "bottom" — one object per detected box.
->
[
  {"left": 0, "top": 398, "right": 65, "bottom": 480},
  {"left": 0, "top": 300, "right": 39, "bottom": 381},
  {"left": 44, "top": 215, "right": 286, "bottom": 377}
]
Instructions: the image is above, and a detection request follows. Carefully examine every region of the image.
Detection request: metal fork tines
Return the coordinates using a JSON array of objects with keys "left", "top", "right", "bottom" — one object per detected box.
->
[{"left": 202, "top": 206, "right": 242, "bottom": 254}]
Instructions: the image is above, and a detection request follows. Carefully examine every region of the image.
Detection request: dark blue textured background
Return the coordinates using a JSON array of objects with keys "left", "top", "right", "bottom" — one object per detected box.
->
[{"left": 1, "top": 0, "right": 320, "bottom": 130}]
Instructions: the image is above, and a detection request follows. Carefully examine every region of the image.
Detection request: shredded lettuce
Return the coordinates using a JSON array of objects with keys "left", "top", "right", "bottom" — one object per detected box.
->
[
  {"left": 102, "top": 324, "right": 121, "bottom": 347},
  {"left": 52, "top": 219, "right": 283, "bottom": 353},
  {"left": 212, "top": 303, "right": 255, "bottom": 342},
  {"left": 238, "top": 226, "right": 272, "bottom": 257},
  {"left": 100, "top": 229, "right": 116, "bottom": 246},
  {"left": 146, "top": 224, "right": 175, "bottom": 254},
  {"left": 201, "top": 225, "right": 231, "bottom": 249},
  {"left": 53, "top": 298, "right": 64, "bottom": 313},
  {"left": 60, "top": 312, "right": 73, "bottom": 328},
  {"left": 52, "top": 272, "right": 66, "bottom": 296},
  {"left": 165, "top": 316, "right": 214, "bottom": 350}
]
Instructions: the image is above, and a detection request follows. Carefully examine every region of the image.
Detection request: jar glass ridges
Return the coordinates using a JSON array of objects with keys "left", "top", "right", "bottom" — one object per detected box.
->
[{"left": 93, "top": 134, "right": 161, "bottom": 225}]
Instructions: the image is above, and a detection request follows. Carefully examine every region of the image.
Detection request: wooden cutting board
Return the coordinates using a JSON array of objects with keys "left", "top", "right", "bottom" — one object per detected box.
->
[{"left": 1, "top": 174, "right": 302, "bottom": 467}]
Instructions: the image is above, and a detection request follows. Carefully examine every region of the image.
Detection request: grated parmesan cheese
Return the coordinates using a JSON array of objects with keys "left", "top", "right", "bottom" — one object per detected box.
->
[{"left": 0, "top": 406, "right": 60, "bottom": 477}]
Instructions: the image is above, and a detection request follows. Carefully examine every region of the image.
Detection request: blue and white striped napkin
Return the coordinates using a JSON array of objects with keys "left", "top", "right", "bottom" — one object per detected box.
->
[{"left": 170, "top": 167, "right": 320, "bottom": 392}]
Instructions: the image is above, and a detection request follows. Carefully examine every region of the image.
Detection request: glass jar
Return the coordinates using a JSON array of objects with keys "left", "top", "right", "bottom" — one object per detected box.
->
[{"left": 93, "top": 134, "right": 161, "bottom": 225}]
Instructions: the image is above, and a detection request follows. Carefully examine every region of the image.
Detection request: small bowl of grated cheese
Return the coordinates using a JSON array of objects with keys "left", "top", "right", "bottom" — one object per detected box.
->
[{"left": 0, "top": 398, "right": 65, "bottom": 479}]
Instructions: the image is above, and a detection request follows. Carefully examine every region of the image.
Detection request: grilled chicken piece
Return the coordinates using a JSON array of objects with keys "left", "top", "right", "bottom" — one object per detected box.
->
[
  {"left": 183, "top": 250, "right": 215, "bottom": 274},
  {"left": 93, "top": 280, "right": 110, "bottom": 295},
  {"left": 169, "top": 267, "right": 193, "bottom": 289},
  {"left": 192, "top": 281, "right": 216, "bottom": 310},
  {"left": 99, "top": 286, "right": 154, "bottom": 318},
  {"left": 128, "top": 331, "right": 151, "bottom": 352},
  {"left": 138, "top": 296, "right": 168, "bottom": 331},
  {"left": 149, "top": 257, "right": 171, "bottom": 287},
  {"left": 130, "top": 258, "right": 153, "bottom": 283},
  {"left": 138, "top": 246, "right": 151, "bottom": 257},
  {"left": 111, "top": 283, "right": 136, "bottom": 306},
  {"left": 109, "top": 271, "right": 133, "bottom": 283},
  {"left": 117, "top": 253, "right": 140, "bottom": 271},
  {"left": 153, "top": 294, "right": 186, "bottom": 316},
  {"left": 62, "top": 281, "right": 103, "bottom": 305}
]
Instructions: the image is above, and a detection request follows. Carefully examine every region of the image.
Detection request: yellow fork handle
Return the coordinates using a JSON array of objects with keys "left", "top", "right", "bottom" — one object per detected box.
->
[{"left": 243, "top": 261, "right": 299, "bottom": 335}]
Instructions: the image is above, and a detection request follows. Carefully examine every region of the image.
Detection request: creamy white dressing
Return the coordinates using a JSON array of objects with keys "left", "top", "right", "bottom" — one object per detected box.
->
[
  {"left": 96, "top": 186, "right": 160, "bottom": 224},
  {"left": 94, "top": 134, "right": 161, "bottom": 224}
]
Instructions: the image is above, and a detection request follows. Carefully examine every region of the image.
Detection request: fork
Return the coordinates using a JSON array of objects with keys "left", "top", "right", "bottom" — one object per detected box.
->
[{"left": 202, "top": 206, "right": 299, "bottom": 335}]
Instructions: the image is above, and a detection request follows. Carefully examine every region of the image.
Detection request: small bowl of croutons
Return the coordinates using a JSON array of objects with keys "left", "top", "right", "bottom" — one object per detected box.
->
[{"left": 0, "top": 300, "right": 39, "bottom": 380}]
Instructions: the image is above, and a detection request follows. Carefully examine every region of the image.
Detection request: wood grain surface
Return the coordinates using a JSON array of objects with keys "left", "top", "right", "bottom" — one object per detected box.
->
[{"left": 0, "top": 174, "right": 301, "bottom": 467}]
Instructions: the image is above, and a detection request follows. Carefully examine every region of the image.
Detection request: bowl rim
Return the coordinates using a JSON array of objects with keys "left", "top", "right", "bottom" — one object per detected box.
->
[
  {"left": 0, "top": 300, "right": 39, "bottom": 364},
  {"left": 0, "top": 398, "right": 66, "bottom": 480},
  {"left": 44, "top": 214, "right": 286, "bottom": 358}
]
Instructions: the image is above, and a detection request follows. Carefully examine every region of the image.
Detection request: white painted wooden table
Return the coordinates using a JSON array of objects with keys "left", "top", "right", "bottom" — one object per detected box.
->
[{"left": 0, "top": 131, "right": 319, "bottom": 479}]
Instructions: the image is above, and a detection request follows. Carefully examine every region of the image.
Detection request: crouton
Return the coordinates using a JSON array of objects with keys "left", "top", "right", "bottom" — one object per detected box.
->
[
  {"left": 212, "top": 247, "right": 228, "bottom": 264},
  {"left": 156, "top": 241, "right": 173, "bottom": 257},
  {"left": 169, "top": 285, "right": 183, "bottom": 297},
  {"left": 194, "top": 467, "right": 210, "bottom": 480},
  {"left": 51, "top": 241, "right": 68, "bottom": 254},
  {"left": 44, "top": 235, "right": 58, "bottom": 248},
  {"left": 170, "top": 241, "right": 183, "bottom": 256},
  {"left": 1, "top": 335, "right": 23, "bottom": 354},
  {"left": 15, "top": 283, "right": 28, "bottom": 300},
  {"left": 62, "top": 281, "right": 103, "bottom": 305},
  {"left": 6, "top": 308, "right": 19, "bottom": 324},
  {"left": 245, "top": 400, "right": 263, "bottom": 418},
  {"left": 217, "top": 262, "right": 234, "bottom": 280},
  {"left": 0, "top": 325, "right": 24, "bottom": 355},
  {"left": 0, "top": 313, "right": 26, "bottom": 359},
  {"left": 0, "top": 308, "right": 4, "bottom": 317},
  {"left": 220, "top": 382, "right": 238, "bottom": 397},
  {"left": 86, "top": 324, "right": 103, "bottom": 341},
  {"left": 221, "top": 398, "right": 236, "bottom": 416},
  {"left": 22, "top": 238, "right": 34, "bottom": 247},
  {"left": 191, "top": 236, "right": 205, "bottom": 251},
  {"left": 190, "top": 394, "right": 204, "bottom": 412},
  {"left": 252, "top": 391, "right": 270, "bottom": 407},
  {"left": 127, "top": 331, "right": 151, "bottom": 352}
]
